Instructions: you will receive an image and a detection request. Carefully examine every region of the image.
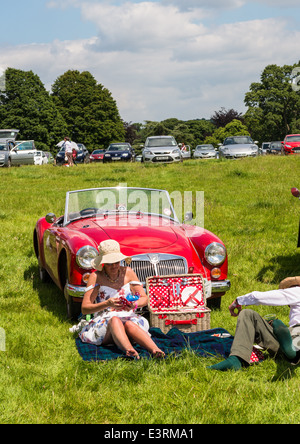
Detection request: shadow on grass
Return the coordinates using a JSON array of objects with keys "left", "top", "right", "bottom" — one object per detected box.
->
[
  {"left": 24, "top": 263, "right": 67, "bottom": 322},
  {"left": 256, "top": 251, "right": 300, "bottom": 284},
  {"left": 271, "top": 357, "right": 299, "bottom": 381}
]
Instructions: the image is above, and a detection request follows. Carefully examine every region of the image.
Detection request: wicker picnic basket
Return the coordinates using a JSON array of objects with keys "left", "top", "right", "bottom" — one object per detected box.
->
[{"left": 146, "top": 274, "right": 211, "bottom": 334}]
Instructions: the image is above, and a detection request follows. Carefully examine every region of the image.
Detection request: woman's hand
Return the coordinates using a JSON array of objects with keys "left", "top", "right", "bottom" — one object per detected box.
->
[{"left": 108, "top": 297, "right": 124, "bottom": 310}]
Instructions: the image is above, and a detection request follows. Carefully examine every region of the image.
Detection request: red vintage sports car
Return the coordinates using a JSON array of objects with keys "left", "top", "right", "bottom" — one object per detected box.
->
[{"left": 33, "top": 187, "right": 230, "bottom": 318}]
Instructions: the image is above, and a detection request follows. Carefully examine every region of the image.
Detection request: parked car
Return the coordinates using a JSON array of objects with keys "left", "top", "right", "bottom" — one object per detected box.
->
[
  {"left": 218, "top": 136, "right": 259, "bottom": 159},
  {"left": 269, "top": 141, "right": 283, "bottom": 155},
  {"left": 34, "top": 151, "right": 48, "bottom": 165},
  {"left": 0, "top": 129, "right": 20, "bottom": 167},
  {"left": 90, "top": 149, "right": 106, "bottom": 162},
  {"left": 33, "top": 186, "right": 231, "bottom": 318},
  {"left": 56, "top": 143, "right": 90, "bottom": 164},
  {"left": 9, "top": 140, "right": 37, "bottom": 166},
  {"left": 76, "top": 143, "right": 90, "bottom": 163},
  {"left": 0, "top": 140, "right": 16, "bottom": 167},
  {"left": 282, "top": 134, "right": 300, "bottom": 155},
  {"left": 44, "top": 151, "right": 54, "bottom": 164},
  {"left": 142, "top": 136, "right": 181, "bottom": 163},
  {"left": 103, "top": 143, "right": 135, "bottom": 163},
  {"left": 260, "top": 142, "right": 271, "bottom": 155},
  {"left": 193, "top": 144, "right": 217, "bottom": 159}
]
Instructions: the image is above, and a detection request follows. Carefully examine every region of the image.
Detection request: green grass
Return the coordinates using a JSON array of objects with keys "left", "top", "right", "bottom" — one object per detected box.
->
[{"left": 0, "top": 157, "right": 300, "bottom": 424}]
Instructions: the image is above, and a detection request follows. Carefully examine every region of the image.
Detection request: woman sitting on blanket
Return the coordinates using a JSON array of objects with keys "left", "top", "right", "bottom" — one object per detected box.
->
[{"left": 79, "top": 240, "right": 165, "bottom": 359}]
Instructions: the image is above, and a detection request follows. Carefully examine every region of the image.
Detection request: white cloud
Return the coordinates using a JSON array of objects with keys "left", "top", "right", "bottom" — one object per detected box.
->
[{"left": 2, "top": 1, "right": 300, "bottom": 122}]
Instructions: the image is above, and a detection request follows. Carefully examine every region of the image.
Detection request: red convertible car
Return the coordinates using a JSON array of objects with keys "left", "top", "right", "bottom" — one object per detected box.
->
[{"left": 33, "top": 187, "right": 230, "bottom": 318}]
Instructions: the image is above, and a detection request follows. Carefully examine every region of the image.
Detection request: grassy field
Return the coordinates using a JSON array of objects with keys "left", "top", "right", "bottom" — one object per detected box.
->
[{"left": 0, "top": 156, "right": 300, "bottom": 424}]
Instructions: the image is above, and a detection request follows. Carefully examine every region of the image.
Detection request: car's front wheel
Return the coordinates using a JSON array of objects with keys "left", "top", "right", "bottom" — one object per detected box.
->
[{"left": 59, "top": 254, "right": 81, "bottom": 320}]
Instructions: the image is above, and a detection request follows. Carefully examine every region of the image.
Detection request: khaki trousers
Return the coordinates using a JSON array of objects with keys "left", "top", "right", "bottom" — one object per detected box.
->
[{"left": 229, "top": 309, "right": 280, "bottom": 363}]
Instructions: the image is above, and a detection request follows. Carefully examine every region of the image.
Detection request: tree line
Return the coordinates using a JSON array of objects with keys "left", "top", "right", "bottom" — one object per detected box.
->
[{"left": 0, "top": 63, "right": 299, "bottom": 153}]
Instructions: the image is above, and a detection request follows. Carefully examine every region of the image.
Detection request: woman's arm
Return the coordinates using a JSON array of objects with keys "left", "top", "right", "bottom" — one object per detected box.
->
[
  {"left": 127, "top": 269, "right": 148, "bottom": 309},
  {"left": 81, "top": 272, "right": 123, "bottom": 315}
]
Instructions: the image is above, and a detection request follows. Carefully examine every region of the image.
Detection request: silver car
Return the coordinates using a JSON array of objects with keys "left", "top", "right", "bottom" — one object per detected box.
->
[
  {"left": 142, "top": 136, "right": 181, "bottom": 163},
  {"left": 193, "top": 144, "right": 217, "bottom": 159},
  {"left": 9, "top": 140, "right": 37, "bottom": 165},
  {"left": 0, "top": 129, "right": 20, "bottom": 167},
  {"left": 218, "top": 136, "right": 259, "bottom": 159}
]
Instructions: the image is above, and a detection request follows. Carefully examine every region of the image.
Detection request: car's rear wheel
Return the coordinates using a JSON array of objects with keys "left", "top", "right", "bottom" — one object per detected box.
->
[{"left": 38, "top": 256, "right": 52, "bottom": 283}]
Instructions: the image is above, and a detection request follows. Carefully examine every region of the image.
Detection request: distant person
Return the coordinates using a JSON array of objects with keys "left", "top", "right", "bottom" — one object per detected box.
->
[
  {"left": 64, "top": 137, "right": 73, "bottom": 167},
  {"left": 72, "top": 148, "right": 77, "bottom": 166},
  {"left": 208, "top": 276, "right": 300, "bottom": 371}
]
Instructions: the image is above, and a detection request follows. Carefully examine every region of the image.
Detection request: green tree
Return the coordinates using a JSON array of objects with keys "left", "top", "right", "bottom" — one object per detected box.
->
[
  {"left": 204, "top": 119, "right": 250, "bottom": 147},
  {"left": 244, "top": 63, "right": 300, "bottom": 142},
  {"left": 51, "top": 70, "right": 125, "bottom": 149},
  {"left": 0, "top": 68, "right": 67, "bottom": 151}
]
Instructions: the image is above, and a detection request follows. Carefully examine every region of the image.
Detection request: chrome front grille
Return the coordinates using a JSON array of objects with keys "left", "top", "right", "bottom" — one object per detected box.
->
[{"left": 122, "top": 253, "right": 188, "bottom": 284}]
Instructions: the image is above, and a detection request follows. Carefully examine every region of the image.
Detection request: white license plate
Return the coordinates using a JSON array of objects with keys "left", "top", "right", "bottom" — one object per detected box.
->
[
  {"left": 112, "top": 157, "right": 121, "bottom": 160},
  {"left": 156, "top": 156, "right": 169, "bottom": 160}
]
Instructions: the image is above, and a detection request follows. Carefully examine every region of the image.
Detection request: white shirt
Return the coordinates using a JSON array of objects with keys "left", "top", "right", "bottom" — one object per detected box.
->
[
  {"left": 65, "top": 140, "right": 72, "bottom": 153},
  {"left": 237, "top": 287, "right": 300, "bottom": 327}
]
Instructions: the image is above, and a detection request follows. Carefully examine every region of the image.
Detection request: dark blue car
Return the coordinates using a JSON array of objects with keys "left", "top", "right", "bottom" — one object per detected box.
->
[
  {"left": 56, "top": 143, "right": 90, "bottom": 165},
  {"left": 103, "top": 143, "right": 135, "bottom": 163}
]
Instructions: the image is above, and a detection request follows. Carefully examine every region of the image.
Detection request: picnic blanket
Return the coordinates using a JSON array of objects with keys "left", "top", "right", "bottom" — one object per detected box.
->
[{"left": 75, "top": 327, "right": 235, "bottom": 362}]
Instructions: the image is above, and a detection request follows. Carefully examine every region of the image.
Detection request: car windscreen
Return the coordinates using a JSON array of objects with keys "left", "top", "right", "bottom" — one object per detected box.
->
[
  {"left": 146, "top": 138, "right": 177, "bottom": 147},
  {"left": 196, "top": 145, "right": 214, "bottom": 150},
  {"left": 286, "top": 135, "right": 300, "bottom": 142},
  {"left": 224, "top": 137, "right": 253, "bottom": 145},
  {"left": 64, "top": 188, "right": 178, "bottom": 225},
  {"left": 108, "top": 146, "right": 129, "bottom": 151}
]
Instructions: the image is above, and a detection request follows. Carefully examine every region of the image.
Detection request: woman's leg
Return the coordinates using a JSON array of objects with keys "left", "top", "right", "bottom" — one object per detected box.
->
[
  {"left": 102, "top": 317, "right": 140, "bottom": 358},
  {"left": 124, "top": 321, "right": 165, "bottom": 358}
]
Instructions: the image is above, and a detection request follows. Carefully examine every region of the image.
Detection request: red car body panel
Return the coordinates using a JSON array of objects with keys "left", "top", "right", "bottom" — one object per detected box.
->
[{"left": 282, "top": 134, "right": 300, "bottom": 155}]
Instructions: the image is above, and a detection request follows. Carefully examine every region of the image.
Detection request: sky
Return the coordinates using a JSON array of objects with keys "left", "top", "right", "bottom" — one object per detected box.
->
[{"left": 1, "top": 0, "right": 300, "bottom": 123}]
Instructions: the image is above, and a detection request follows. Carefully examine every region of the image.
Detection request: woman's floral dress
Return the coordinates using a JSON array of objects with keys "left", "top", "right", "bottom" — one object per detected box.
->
[{"left": 79, "top": 283, "right": 150, "bottom": 345}]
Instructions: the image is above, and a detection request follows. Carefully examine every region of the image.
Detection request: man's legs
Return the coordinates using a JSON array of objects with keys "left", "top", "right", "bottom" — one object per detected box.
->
[{"left": 208, "top": 309, "right": 280, "bottom": 371}]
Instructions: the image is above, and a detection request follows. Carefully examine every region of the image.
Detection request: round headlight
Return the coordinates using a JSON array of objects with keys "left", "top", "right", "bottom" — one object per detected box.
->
[
  {"left": 204, "top": 242, "right": 226, "bottom": 266},
  {"left": 76, "top": 246, "right": 98, "bottom": 269}
]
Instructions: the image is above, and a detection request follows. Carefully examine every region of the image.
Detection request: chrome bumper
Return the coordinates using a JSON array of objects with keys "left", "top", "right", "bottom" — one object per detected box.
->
[{"left": 211, "top": 280, "right": 231, "bottom": 293}]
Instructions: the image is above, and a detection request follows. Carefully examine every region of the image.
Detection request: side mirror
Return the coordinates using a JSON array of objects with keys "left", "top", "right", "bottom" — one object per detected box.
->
[
  {"left": 45, "top": 213, "right": 57, "bottom": 223},
  {"left": 291, "top": 188, "right": 300, "bottom": 198},
  {"left": 184, "top": 212, "right": 193, "bottom": 222}
]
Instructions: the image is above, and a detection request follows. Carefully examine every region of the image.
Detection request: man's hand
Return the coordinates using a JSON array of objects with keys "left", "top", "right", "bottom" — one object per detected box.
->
[{"left": 229, "top": 299, "right": 242, "bottom": 317}]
